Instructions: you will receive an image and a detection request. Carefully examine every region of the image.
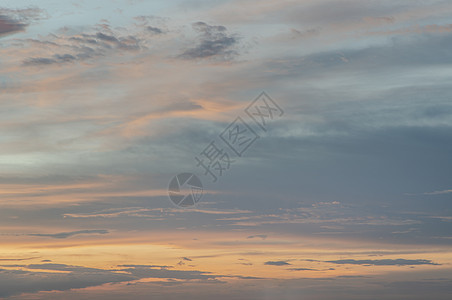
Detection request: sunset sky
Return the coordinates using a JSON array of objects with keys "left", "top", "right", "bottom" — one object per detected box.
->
[{"left": 0, "top": 0, "right": 451, "bottom": 299}]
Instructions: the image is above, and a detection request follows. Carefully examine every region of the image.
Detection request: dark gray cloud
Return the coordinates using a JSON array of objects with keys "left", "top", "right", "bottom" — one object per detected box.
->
[
  {"left": 326, "top": 259, "right": 440, "bottom": 266},
  {"left": 119, "top": 264, "right": 171, "bottom": 269},
  {"left": 264, "top": 260, "right": 291, "bottom": 266},
  {"left": 23, "top": 27, "right": 148, "bottom": 66},
  {"left": 0, "top": 15, "right": 26, "bottom": 36},
  {"left": 0, "top": 265, "right": 133, "bottom": 298},
  {"left": 0, "top": 263, "right": 227, "bottom": 298},
  {"left": 95, "top": 32, "right": 118, "bottom": 42},
  {"left": 180, "top": 22, "right": 238, "bottom": 59},
  {"left": 147, "top": 26, "right": 163, "bottom": 34},
  {"left": 247, "top": 235, "right": 267, "bottom": 240},
  {"left": 117, "top": 265, "right": 218, "bottom": 281},
  {"left": 27, "top": 229, "right": 108, "bottom": 239},
  {"left": 0, "top": 7, "right": 45, "bottom": 37},
  {"left": 23, "top": 54, "right": 77, "bottom": 66}
]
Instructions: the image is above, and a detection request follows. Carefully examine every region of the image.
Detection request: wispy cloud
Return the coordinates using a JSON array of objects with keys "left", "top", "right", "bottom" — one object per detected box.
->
[
  {"left": 0, "top": 263, "right": 229, "bottom": 298},
  {"left": 27, "top": 229, "right": 109, "bottom": 239},
  {"left": 264, "top": 260, "right": 291, "bottom": 266},
  {"left": 179, "top": 22, "right": 238, "bottom": 60},
  {"left": 247, "top": 234, "right": 267, "bottom": 240},
  {"left": 22, "top": 25, "right": 151, "bottom": 66},
  {"left": 325, "top": 259, "right": 440, "bottom": 266},
  {"left": 424, "top": 189, "right": 452, "bottom": 195},
  {"left": 0, "top": 257, "right": 40, "bottom": 261}
]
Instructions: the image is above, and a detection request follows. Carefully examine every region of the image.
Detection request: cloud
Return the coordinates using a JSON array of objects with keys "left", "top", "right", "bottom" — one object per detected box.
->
[
  {"left": 27, "top": 229, "right": 109, "bottom": 239},
  {"left": 424, "top": 189, "right": 452, "bottom": 195},
  {"left": 290, "top": 27, "right": 321, "bottom": 39},
  {"left": 23, "top": 54, "right": 77, "bottom": 66},
  {"left": 118, "top": 265, "right": 220, "bottom": 281},
  {"left": 63, "top": 207, "right": 252, "bottom": 219},
  {"left": 0, "top": 15, "right": 26, "bottom": 36},
  {"left": 0, "top": 7, "right": 45, "bottom": 37},
  {"left": 0, "top": 257, "right": 39, "bottom": 262},
  {"left": 179, "top": 22, "right": 238, "bottom": 60},
  {"left": 119, "top": 264, "right": 171, "bottom": 269},
  {"left": 177, "top": 257, "right": 192, "bottom": 266},
  {"left": 147, "top": 26, "right": 163, "bottom": 34},
  {"left": 325, "top": 259, "right": 440, "bottom": 266},
  {"left": 17, "top": 18, "right": 167, "bottom": 67},
  {"left": 247, "top": 234, "right": 267, "bottom": 240},
  {"left": 0, "top": 263, "right": 229, "bottom": 298},
  {"left": 22, "top": 28, "right": 146, "bottom": 66},
  {"left": 0, "top": 264, "right": 134, "bottom": 298},
  {"left": 264, "top": 260, "right": 291, "bottom": 266}
]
